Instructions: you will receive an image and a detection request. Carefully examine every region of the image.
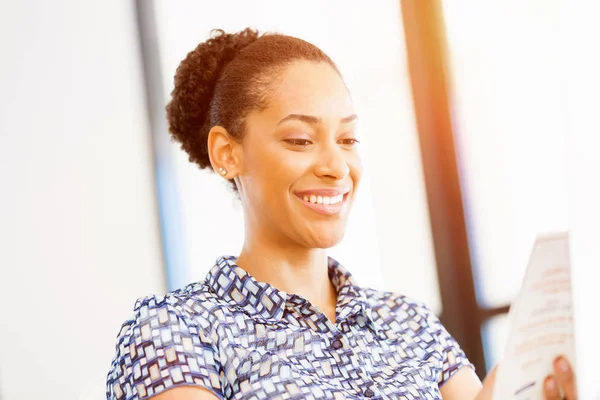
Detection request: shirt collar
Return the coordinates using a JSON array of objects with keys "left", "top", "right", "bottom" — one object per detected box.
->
[
  {"left": 206, "top": 256, "right": 287, "bottom": 323},
  {"left": 205, "top": 256, "right": 378, "bottom": 329},
  {"left": 328, "top": 257, "right": 391, "bottom": 339}
]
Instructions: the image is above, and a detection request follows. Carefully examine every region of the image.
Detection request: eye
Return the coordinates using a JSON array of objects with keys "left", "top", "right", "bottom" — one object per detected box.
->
[
  {"left": 285, "top": 139, "right": 313, "bottom": 146},
  {"left": 338, "top": 138, "right": 360, "bottom": 148}
]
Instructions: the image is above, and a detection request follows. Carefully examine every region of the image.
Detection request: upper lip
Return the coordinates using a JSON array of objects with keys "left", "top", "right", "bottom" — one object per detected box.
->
[{"left": 294, "top": 188, "right": 351, "bottom": 197}]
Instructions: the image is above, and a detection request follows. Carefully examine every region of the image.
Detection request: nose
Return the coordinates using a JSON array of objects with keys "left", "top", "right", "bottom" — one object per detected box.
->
[{"left": 314, "top": 142, "right": 350, "bottom": 180}]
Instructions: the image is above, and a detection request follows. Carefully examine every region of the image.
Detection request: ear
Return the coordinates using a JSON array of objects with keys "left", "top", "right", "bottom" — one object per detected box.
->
[{"left": 207, "top": 126, "right": 242, "bottom": 179}]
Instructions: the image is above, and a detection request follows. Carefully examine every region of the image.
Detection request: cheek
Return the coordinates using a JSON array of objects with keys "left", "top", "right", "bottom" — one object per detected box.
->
[{"left": 244, "top": 145, "right": 310, "bottom": 200}]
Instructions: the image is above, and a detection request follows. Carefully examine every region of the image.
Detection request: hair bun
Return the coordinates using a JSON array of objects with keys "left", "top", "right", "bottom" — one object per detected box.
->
[{"left": 166, "top": 28, "right": 260, "bottom": 169}]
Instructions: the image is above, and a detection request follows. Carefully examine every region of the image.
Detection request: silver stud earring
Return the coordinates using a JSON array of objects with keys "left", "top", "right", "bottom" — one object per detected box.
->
[{"left": 219, "top": 167, "right": 227, "bottom": 176}]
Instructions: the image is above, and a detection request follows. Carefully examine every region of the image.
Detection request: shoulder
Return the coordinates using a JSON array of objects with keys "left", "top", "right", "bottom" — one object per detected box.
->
[
  {"left": 360, "top": 287, "right": 451, "bottom": 347},
  {"left": 122, "top": 281, "right": 229, "bottom": 333},
  {"left": 106, "top": 282, "right": 229, "bottom": 399},
  {"left": 112, "top": 282, "right": 237, "bottom": 346},
  {"left": 361, "top": 287, "right": 475, "bottom": 385},
  {"left": 362, "top": 287, "right": 439, "bottom": 326}
]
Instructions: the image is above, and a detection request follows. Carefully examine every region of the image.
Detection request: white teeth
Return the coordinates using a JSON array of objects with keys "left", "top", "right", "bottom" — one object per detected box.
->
[{"left": 303, "top": 194, "right": 345, "bottom": 205}]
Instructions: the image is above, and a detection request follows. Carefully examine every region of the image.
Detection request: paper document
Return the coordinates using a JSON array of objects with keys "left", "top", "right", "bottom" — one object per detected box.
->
[{"left": 493, "top": 232, "right": 576, "bottom": 399}]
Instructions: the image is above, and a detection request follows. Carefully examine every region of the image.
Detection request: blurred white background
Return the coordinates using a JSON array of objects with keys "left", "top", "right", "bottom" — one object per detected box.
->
[
  {"left": 0, "top": 1, "right": 598, "bottom": 399},
  {"left": 443, "top": 0, "right": 570, "bottom": 370}
]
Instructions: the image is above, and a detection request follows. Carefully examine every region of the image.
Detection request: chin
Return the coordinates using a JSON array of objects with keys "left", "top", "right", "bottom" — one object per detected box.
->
[{"left": 308, "top": 230, "right": 346, "bottom": 249}]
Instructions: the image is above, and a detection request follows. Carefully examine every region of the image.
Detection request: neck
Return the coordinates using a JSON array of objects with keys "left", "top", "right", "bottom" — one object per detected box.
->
[{"left": 236, "top": 235, "right": 338, "bottom": 322}]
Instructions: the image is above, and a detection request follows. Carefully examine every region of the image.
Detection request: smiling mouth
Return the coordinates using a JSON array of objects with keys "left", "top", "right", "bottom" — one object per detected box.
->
[{"left": 294, "top": 191, "right": 350, "bottom": 215}]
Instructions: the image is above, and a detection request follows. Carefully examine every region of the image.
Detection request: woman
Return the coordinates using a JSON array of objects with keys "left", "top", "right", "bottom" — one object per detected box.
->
[{"left": 106, "top": 28, "right": 577, "bottom": 400}]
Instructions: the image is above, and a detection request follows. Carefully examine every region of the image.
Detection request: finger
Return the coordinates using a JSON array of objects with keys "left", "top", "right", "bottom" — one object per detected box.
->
[
  {"left": 543, "top": 376, "right": 561, "bottom": 400},
  {"left": 554, "top": 357, "right": 578, "bottom": 399}
]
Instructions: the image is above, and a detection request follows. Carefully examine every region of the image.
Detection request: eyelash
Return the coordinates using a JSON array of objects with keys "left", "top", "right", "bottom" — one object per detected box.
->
[
  {"left": 284, "top": 139, "right": 360, "bottom": 147},
  {"left": 286, "top": 139, "right": 312, "bottom": 146}
]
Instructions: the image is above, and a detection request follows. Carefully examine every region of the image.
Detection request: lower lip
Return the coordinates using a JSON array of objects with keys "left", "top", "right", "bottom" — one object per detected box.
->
[{"left": 295, "top": 194, "right": 347, "bottom": 215}]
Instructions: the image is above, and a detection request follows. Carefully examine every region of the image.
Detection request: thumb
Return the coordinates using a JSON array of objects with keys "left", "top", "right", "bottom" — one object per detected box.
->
[{"left": 475, "top": 365, "right": 499, "bottom": 400}]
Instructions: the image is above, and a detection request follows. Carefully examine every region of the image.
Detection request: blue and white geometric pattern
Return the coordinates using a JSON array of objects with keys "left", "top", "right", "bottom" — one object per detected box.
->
[{"left": 106, "top": 256, "right": 473, "bottom": 399}]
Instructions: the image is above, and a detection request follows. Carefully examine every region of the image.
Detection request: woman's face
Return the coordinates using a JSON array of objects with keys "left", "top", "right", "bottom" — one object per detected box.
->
[{"left": 237, "top": 61, "right": 362, "bottom": 250}]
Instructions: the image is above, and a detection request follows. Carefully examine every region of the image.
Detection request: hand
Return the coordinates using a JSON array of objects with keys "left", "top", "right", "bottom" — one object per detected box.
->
[
  {"left": 543, "top": 356, "right": 578, "bottom": 399},
  {"left": 474, "top": 356, "right": 577, "bottom": 400}
]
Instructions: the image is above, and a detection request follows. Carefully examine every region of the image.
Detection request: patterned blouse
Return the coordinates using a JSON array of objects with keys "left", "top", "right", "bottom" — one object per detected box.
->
[{"left": 106, "top": 256, "right": 473, "bottom": 399}]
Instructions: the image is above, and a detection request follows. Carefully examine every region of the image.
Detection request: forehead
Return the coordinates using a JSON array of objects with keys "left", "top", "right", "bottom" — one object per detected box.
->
[{"left": 264, "top": 61, "right": 355, "bottom": 121}]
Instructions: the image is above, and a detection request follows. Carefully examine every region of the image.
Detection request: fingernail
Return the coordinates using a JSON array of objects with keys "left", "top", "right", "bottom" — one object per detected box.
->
[
  {"left": 546, "top": 378, "right": 556, "bottom": 391},
  {"left": 558, "top": 358, "right": 570, "bottom": 372}
]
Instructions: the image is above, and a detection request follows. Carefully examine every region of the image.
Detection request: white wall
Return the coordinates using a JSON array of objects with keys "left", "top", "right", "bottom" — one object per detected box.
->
[
  {"left": 442, "top": 0, "right": 570, "bottom": 368},
  {"left": 443, "top": 0, "right": 569, "bottom": 309},
  {"left": 443, "top": 0, "right": 600, "bottom": 384},
  {"left": 0, "top": 2, "right": 165, "bottom": 399},
  {"left": 560, "top": 2, "right": 600, "bottom": 398}
]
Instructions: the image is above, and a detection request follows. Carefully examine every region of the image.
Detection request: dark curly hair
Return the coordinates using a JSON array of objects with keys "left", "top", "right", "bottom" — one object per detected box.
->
[{"left": 166, "top": 28, "right": 340, "bottom": 190}]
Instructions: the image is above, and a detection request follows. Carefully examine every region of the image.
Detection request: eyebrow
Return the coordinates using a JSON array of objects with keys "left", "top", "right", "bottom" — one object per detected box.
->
[{"left": 277, "top": 113, "right": 358, "bottom": 126}]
